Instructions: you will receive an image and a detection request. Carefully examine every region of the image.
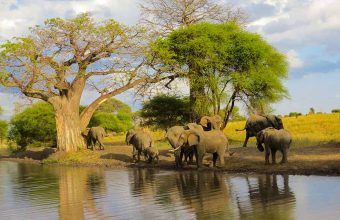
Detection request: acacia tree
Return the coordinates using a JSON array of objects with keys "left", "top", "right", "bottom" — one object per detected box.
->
[
  {"left": 0, "top": 14, "right": 169, "bottom": 151},
  {"left": 152, "top": 22, "right": 288, "bottom": 128},
  {"left": 140, "top": 0, "right": 247, "bottom": 120}
]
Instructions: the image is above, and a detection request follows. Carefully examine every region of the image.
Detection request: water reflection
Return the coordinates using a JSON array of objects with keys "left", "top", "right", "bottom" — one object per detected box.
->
[
  {"left": 58, "top": 167, "right": 108, "bottom": 220},
  {"left": 1, "top": 161, "right": 339, "bottom": 220}
]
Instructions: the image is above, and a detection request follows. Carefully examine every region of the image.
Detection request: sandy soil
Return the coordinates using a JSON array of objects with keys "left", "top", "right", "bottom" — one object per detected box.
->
[{"left": 2, "top": 141, "right": 340, "bottom": 176}]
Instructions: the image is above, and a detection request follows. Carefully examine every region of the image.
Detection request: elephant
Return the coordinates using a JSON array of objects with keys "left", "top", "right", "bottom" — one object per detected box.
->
[
  {"left": 143, "top": 147, "right": 159, "bottom": 165},
  {"left": 199, "top": 115, "right": 223, "bottom": 130},
  {"left": 256, "top": 127, "right": 292, "bottom": 165},
  {"left": 174, "top": 129, "right": 233, "bottom": 168},
  {"left": 82, "top": 126, "right": 106, "bottom": 150},
  {"left": 236, "top": 114, "right": 284, "bottom": 148},
  {"left": 126, "top": 128, "right": 153, "bottom": 162},
  {"left": 166, "top": 123, "right": 203, "bottom": 167}
]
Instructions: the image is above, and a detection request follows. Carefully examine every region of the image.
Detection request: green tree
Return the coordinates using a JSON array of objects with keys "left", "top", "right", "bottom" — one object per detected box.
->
[
  {"left": 331, "top": 109, "right": 340, "bottom": 113},
  {"left": 152, "top": 22, "right": 288, "bottom": 127},
  {"left": 8, "top": 102, "right": 56, "bottom": 149},
  {"left": 0, "top": 14, "right": 172, "bottom": 151},
  {"left": 0, "top": 120, "right": 8, "bottom": 143},
  {"left": 89, "top": 98, "right": 133, "bottom": 132},
  {"left": 140, "top": 95, "right": 190, "bottom": 130}
]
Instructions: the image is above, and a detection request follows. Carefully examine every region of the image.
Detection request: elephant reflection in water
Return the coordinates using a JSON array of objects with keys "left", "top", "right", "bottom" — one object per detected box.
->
[
  {"left": 175, "top": 172, "right": 235, "bottom": 219},
  {"left": 234, "top": 174, "right": 296, "bottom": 220},
  {"left": 58, "top": 167, "right": 108, "bottom": 220},
  {"left": 129, "top": 169, "right": 235, "bottom": 220}
]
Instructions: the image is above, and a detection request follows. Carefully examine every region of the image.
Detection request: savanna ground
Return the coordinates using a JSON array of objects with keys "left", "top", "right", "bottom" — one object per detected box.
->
[{"left": 1, "top": 113, "right": 340, "bottom": 175}]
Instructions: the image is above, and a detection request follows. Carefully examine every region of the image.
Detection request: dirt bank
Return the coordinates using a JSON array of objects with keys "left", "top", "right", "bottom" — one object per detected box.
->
[{"left": 2, "top": 141, "right": 340, "bottom": 176}]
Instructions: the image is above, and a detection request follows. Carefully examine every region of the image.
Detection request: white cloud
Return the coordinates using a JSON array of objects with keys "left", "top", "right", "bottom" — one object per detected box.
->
[{"left": 286, "top": 49, "right": 304, "bottom": 68}]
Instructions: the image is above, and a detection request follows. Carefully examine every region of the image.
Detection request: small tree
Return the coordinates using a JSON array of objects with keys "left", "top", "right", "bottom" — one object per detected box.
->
[
  {"left": 309, "top": 107, "right": 315, "bottom": 114},
  {"left": 89, "top": 98, "right": 134, "bottom": 132},
  {"left": 8, "top": 102, "right": 56, "bottom": 148},
  {"left": 140, "top": 95, "right": 190, "bottom": 130},
  {"left": 332, "top": 109, "right": 340, "bottom": 113}
]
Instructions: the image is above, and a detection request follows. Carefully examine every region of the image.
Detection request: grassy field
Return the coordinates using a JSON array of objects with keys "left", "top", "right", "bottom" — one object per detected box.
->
[
  {"left": 224, "top": 113, "right": 340, "bottom": 148},
  {"left": 107, "top": 113, "right": 340, "bottom": 149}
]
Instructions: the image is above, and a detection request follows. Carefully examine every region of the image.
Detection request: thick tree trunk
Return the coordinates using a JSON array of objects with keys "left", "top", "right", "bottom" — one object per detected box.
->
[
  {"left": 51, "top": 97, "right": 85, "bottom": 152},
  {"left": 189, "top": 78, "right": 206, "bottom": 122}
]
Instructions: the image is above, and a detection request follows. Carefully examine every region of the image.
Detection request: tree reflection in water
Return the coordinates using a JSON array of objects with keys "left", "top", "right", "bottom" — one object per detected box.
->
[{"left": 58, "top": 167, "right": 108, "bottom": 220}]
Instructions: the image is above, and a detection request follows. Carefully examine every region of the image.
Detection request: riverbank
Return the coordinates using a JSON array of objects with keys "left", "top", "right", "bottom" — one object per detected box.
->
[{"left": 2, "top": 140, "right": 340, "bottom": 176}]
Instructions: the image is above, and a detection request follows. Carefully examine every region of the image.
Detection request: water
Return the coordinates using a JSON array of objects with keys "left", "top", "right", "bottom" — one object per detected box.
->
[{"left": 0, "top": 161, "right": 340, "bottom": 220}]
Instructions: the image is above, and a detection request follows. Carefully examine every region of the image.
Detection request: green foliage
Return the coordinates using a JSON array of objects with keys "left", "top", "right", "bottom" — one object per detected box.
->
[
  {"left": 331, "top": 109, "right": 340, "bottom": 113},
  {"left": 8, "top": 102, "right": 56, "bottom": 148},
  {"left": 89, "top": 98, "right": 133, "bottom": 132},
  {"left": 0, "top": 120, "right": 8, "bottom": 142},
  {"left": 152, "top": 22, "right": 288, "bottom": 119},
  {"left": 289, "top": 112, "right": 303, "bottom": 117},
  {"left": 140, "top": 95, "right": 190, "bottom": 130}
]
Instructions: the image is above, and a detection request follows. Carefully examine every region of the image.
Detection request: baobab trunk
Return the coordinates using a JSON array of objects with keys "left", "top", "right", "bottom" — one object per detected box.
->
[{"left": 51, "top": 97, "right": 86, "bottom": 152}]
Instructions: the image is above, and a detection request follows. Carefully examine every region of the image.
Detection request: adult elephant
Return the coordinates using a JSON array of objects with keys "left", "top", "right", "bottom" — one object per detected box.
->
[
  {"left": 82, "top": 126, "right": 106, "bottom": 150},
  {"left": 199, "top": 115, "right": 223, "bottom": 130},
  {"left": 126, "top": 128, "right": 153, "bottom": 162},
  {"left": 236, "top": 114, "right": 284, "bottom": 148},
  {"left": 256, "top": 127, "right": 292, "bottom": 165},
  {"left": 166, "top": 123, "right": 203, "bottom": 167},
  {"left": 174, "top": 129, "right": 233, "bottom": 168}
]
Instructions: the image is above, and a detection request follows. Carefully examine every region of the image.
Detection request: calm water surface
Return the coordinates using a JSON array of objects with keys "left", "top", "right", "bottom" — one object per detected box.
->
[{"left": 0, "top": 161, "right": 340, "bottom": 220}]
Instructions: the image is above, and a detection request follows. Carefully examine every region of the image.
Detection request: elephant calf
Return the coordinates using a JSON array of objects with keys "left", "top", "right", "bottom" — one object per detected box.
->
[
  {"left": 143, "top": 147, "right": 159, "bottom": 165},
  {"left": 256, "top": 127, "right": 292, "bottom": 165}
]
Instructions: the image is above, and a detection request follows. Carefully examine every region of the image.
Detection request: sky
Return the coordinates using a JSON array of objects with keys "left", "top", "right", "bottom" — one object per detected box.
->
[{"left": 0, "top": 0, "right": 339, "bottom": 119}]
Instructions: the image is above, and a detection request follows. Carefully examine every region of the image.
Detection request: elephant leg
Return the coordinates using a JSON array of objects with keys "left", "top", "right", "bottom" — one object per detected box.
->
[
  {"left": 271, "top": 149, "right": 277, "bottom": 164},
  {"left": 242, "top": 132, "right": 250, "bottom": 148},
  {"left": 179, "top": 150, "right": 185, "bottom": 167},
  {"left": 212, "top": 153, "right": 218, "bottom": 167},
  {"left": 98, "top": 139, "right": 104, "bottom": 150},
  {"left": 265, "top": 145, "right": 270, "bottom": 165},
  {"left": 218, "top": 150, "right": 225, "bottom": 167},
  {"left": 92, "top": 139, "right": 97, "bottom": 150},
  {"left": 137, "top": 150, "right": 141, "bottom": 162},
  {"left": 281, "top": 148, "right": 288, "bottom": 164},
  {"left": 188, "top": 150, "right": 194, "bottom": 164},
  {"left": 197, "top": 150, "right": 204, "bottom": 168}
]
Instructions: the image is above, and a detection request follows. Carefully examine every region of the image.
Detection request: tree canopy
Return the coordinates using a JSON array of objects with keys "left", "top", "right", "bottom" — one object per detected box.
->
[
  {"left": 89, "top": 98, "right": 134, "bottom": 132},
  {"left": 8, "top": 102, "right": 56, "bottom": 148},
  {"left": 140, "top": 94, "right": 190, "bottom": 130},
  {"left": 0, "top": 13, "right": 172, "bottom": 151},
  {"left": 152, "top": 22, "right": 288, "bottom": 127}
]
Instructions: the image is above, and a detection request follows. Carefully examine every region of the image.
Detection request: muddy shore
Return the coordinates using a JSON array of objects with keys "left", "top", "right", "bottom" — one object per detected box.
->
[{"left": 2, "top": 141, "right": 340, "bottom": 176}]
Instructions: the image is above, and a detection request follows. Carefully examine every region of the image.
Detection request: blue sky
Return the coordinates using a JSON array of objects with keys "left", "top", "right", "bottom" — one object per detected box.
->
[{"left": 0, "top": 0, "right": 340, "bottom": 119}]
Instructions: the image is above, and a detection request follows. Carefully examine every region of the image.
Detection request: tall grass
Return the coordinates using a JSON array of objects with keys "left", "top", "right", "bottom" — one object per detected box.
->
[{"left": 224, "top": 113, "right": 340, "bottom": 148}]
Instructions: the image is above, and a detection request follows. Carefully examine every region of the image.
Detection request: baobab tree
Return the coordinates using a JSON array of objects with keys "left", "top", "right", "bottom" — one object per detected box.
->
[{"left": 0, "top": 14, "right": 171, "bottom": 151}]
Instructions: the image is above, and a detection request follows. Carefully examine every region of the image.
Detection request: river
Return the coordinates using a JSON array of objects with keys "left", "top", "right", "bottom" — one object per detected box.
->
[{"left": 0, "top": 161, "right": 339, "bottom": 219}]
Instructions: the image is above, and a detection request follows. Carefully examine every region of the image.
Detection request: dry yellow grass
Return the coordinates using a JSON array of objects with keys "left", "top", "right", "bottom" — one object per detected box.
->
[{"left": 224, "top": 113, "right": 340, "bottom": 148}]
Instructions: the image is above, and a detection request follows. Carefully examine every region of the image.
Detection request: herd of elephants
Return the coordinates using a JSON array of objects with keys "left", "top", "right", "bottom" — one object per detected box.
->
[{"left": 82, "top": 114, "right": 292, "bottom": 168}]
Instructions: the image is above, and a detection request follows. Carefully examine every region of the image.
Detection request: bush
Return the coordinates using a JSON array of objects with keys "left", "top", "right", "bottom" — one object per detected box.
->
[
  {"left": 8, "top": 102, "right": 56, "bottom": 148},
  {"left": 88, "top": 98, "right": 134, "bottom": 132},
  {"left": 331, "top": 109, "right": 340, "bottom": 113},
  {"left": 0, "top": 120, "right": 8, "bottom": 143},
  {"left": 288, "top": 112, "right": 302, "bottom": 117},
  {"left": 140, "top": 95, "right": 190, "bottom": 130}
]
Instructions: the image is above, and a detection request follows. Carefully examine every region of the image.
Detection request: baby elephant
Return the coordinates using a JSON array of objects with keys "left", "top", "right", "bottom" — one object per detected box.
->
[
  {"left": 256, "top": 127, "right": 292, "bottom": 165},
  {"left": 143, "top": 147, "right": 159, "bottom": 165}
]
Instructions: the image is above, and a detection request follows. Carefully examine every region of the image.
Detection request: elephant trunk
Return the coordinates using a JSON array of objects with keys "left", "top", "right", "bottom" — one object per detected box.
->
[{"left": 257, "top": 143, "right": 264, "bottom": 152}]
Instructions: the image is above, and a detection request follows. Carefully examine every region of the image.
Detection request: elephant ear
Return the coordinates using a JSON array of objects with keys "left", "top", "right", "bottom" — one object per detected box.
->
[
  {"left": 275, "top": 116, "right": 284, "bottom": 129},
  {"left": 199, "top": 116, "right": 211, "bottom": 128},
  {"left": 188, "top": 132, "right": 200, "bottom": 146},
  {"left": 186, "top": 123, "right": 204, "bottom": 131},
  {"left": 213, "top": 115, "right": 223, "bottom": 130}
]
